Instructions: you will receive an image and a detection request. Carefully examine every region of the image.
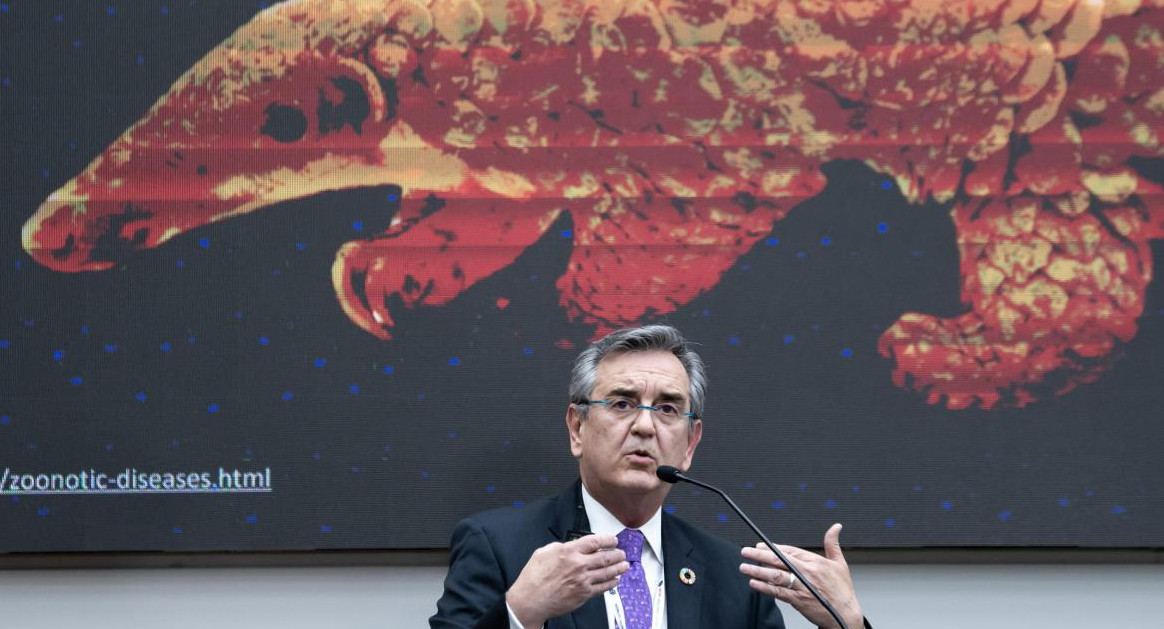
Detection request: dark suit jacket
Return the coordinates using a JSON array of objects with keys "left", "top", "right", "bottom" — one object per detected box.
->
[{"left": 431, "top": 481, "right": 785, "bottom": 629}]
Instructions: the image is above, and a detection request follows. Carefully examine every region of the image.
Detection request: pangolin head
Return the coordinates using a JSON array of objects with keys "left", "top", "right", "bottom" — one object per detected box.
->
[{"left": 20, "top": 0, "right": 422, "bottom": 272}]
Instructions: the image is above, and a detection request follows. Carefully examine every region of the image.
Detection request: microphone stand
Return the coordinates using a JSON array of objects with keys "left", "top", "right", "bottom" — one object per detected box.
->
[{"left": 661, "top": 468, "right": 851, "bottom": 629}]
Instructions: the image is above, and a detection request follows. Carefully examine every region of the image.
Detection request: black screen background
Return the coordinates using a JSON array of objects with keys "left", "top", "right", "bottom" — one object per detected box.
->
[{"left": 1, "top": 1, "right": 1161, "bottom": 553}]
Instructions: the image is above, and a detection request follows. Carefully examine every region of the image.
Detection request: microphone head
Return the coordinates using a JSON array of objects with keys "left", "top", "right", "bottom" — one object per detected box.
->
[{"left": 655, "top": 465, "right": 683, "bottom": 484}]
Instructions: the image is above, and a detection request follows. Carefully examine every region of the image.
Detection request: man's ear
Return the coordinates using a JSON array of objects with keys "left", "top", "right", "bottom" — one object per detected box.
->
[
  {"left": 680, "top": 419, "right": 702, "bottom": 472},
  {"left": 566, "top": 404, "right": 584, "bottom": 460}
]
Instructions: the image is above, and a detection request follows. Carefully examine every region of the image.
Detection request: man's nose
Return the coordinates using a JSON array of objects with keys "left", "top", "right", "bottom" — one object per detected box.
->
[{"left": 630, "top": 406, "right": 657, "bottom": 434}]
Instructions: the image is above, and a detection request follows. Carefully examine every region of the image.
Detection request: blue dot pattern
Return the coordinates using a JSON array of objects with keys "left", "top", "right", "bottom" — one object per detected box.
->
[{"left": 616, "top": 528, "right": 651, "bottom": 629}]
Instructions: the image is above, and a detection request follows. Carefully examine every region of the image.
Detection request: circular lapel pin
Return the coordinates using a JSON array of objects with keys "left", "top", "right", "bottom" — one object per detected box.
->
[{"left": 679, "top": 567, "right": 696, "bottom": 585}]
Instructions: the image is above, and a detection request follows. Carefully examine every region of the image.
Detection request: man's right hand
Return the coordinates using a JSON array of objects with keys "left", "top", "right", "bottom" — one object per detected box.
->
[{"left": 505, "top": 534, "right": 628, "bottom": 629}]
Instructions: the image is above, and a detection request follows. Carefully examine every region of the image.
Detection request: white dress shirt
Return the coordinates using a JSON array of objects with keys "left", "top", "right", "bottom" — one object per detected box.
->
[{"left": 507, "top": 482, "right": 667, "bottom": 629}]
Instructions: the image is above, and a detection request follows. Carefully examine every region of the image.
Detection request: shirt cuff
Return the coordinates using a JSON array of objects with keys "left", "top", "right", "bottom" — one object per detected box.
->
[{"left": 505, "top": 601, "right": 543, "bottom": 629}]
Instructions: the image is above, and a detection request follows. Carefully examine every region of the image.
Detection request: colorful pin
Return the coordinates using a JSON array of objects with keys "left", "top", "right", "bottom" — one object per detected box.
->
[{"left": 679, "top": 567, "right": 696, "bottom": 585}]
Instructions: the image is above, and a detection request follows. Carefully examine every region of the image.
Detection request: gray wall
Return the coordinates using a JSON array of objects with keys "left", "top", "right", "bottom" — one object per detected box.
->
[{"left": 1, "top": 564, "right": 1162, "bottom": 628}]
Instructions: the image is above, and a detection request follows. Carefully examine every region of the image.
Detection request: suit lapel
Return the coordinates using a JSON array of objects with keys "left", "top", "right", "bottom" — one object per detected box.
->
[
  {"left": 546, "top": 481, "right": 607, "bottom": 629},
  {"left": 663, "top": 514, "right": 705, "bottom": 629},
  {"left": 548, "top": 479, "right": 591, "bottom": 543}
]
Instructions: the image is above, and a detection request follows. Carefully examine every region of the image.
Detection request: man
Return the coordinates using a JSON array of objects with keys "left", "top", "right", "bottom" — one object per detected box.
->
[{"left": 432, "top": 325, "right": 866, "bottom": 629}]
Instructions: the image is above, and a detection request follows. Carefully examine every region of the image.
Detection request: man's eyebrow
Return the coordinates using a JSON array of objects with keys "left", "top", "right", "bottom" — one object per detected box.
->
[{"left": 604, "top": 387, "right": 687, "bottom": 404}]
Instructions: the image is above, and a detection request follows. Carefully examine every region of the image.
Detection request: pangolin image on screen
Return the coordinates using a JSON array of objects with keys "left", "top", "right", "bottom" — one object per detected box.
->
[{"left": 21, "top": 0, "right": 1164, "bottom": 409}]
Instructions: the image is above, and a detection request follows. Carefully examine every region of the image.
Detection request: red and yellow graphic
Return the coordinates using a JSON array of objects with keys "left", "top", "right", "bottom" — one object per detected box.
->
[{"left": 20, "top": 0, "right": 1164, "bottom": 409}]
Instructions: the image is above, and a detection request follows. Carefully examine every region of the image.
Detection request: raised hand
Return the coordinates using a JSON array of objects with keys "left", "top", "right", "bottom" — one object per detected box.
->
[
  {"left": 739, "top": 523, "right": 863, "bottom": 629},
  {"left": 506, "top": 534, "right": 628, "bottom": 629}
]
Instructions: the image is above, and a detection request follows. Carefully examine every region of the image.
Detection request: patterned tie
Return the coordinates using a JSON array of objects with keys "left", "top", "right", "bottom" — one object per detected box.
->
[{"left": 616, "top": 528, "right": 652, "bottom": 629}]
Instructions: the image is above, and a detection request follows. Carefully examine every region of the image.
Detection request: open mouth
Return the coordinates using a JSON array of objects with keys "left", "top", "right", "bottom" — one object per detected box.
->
[{"left": 626, "top": 450, "right": 655, "bottom": 465}]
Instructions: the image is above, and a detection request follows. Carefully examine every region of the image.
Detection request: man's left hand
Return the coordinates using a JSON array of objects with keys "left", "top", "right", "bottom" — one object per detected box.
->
[{"left": 739, "top": 523, "right": 864, "bottom": 629}]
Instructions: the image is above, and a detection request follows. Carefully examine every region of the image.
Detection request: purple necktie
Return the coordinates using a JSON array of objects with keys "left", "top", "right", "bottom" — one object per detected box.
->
[{"left": 616, "top": 528, "right": 652, "bottom": 629}]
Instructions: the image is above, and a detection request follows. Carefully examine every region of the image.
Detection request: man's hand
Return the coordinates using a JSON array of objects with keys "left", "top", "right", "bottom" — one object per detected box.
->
[
  {"left": 506, "top": 534, "right": 628, "bottom": 629},
  {"left": 739, "top": 523, "right": 864, "bottom": 629}
]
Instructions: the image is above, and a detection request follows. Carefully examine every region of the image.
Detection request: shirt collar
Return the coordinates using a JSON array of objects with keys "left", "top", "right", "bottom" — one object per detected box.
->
[{"left": 580, "top": 481, "right": 663, "bottom": 565}]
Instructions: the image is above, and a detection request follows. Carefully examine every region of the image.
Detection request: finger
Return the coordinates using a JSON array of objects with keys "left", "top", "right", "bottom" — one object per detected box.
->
[
  {"left": 746, "top": 577, "right": 800, "bottom": 604},
  {"left": 738, "top": 561, "right": 791, "bottom": 587},
  {"left": 581, "top": 547, "right": 626, "bottom": 571},
  {"left": 823, "top": 523, "right": 847, "bottom": 564},
  {"left": 575, "top": 534, "right": 619, "bottom": 554},
  {"left": 772, "top": 543, "right": 820, "bottom": 563},
  {"left": 741, "top": 545, "right": 800, "bottom": 574},
  {"left": 740, "top": 545, "right": 789, "bottom": 569},
  {"left": 592, "top": 574, "right": 622, "bottom": 594},
  {"left": 594, "top": 560, "right": 629, "bottom": 583}
]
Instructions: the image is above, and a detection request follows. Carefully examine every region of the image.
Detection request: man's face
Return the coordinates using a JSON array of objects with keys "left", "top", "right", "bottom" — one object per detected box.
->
[{"left": 568, "top": 350, "right": 703, "bottom": 501}]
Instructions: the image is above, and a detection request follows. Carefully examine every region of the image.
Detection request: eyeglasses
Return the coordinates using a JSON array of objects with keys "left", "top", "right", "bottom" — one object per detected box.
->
[{"left": 579, "top": 396, "right": 699, "bottom": 425}]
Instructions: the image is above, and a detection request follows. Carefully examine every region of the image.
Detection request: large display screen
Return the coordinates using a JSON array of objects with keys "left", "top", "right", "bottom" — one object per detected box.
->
[{"left": 2, "top": 0, "right": 1162, "bottom": 553}]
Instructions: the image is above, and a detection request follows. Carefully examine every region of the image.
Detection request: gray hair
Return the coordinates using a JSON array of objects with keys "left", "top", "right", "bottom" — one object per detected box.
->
[{"left": 569, "top": 324, "right": 707, "bottom": 421}]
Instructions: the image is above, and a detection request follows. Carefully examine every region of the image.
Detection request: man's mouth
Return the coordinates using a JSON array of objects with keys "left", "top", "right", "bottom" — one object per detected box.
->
[{"left": 625, "top": 449, "right": 655, "bottom": 466}]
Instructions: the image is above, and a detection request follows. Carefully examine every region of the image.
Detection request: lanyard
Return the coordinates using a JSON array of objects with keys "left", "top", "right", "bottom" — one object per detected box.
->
[{"left": 606, "top": 578, "right": 665, "bottom": 629}]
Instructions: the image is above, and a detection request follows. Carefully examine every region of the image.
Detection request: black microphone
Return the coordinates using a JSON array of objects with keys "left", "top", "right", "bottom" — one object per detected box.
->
[{"left": 656, "top": 465, "right": 851, "bottom": 629}]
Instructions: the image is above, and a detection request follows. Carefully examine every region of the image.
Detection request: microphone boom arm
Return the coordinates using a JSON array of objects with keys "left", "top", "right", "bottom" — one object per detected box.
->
[{"left": 660, "top": 467, "right": 851, "bottom": 629}]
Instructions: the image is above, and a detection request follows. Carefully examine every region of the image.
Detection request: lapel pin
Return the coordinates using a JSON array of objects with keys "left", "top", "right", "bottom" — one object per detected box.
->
[{"left": 679, "top": 567, "right": 696, "bottom": 585}]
